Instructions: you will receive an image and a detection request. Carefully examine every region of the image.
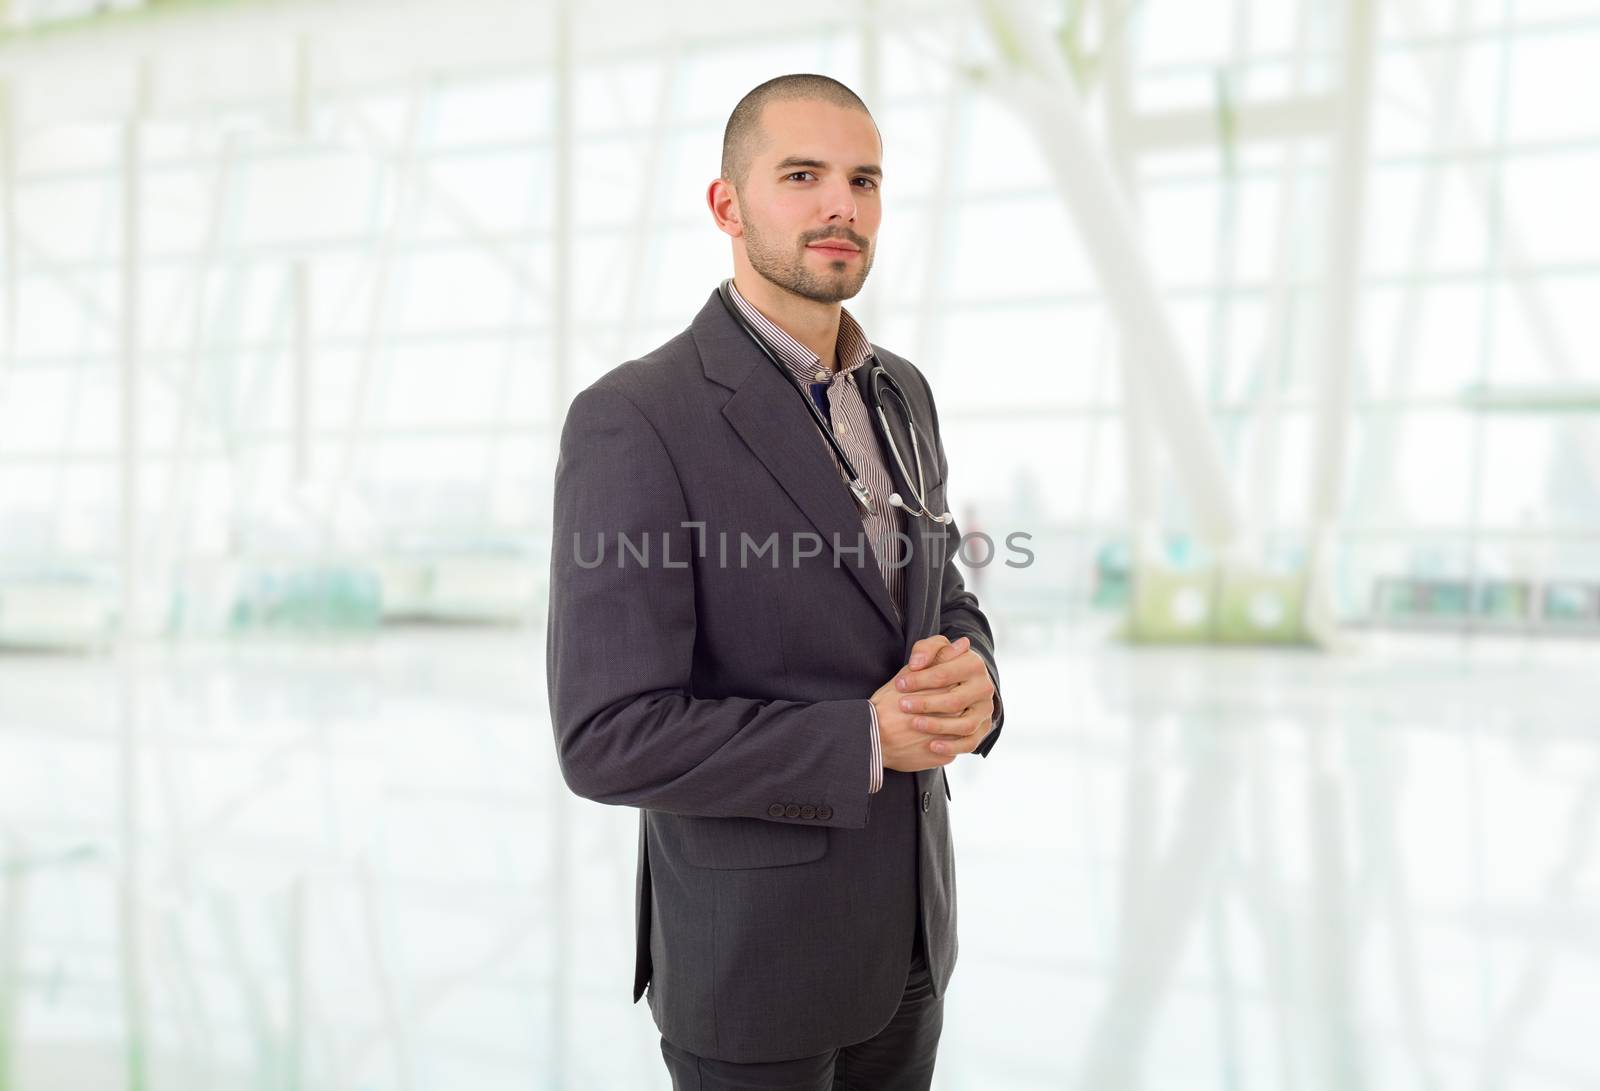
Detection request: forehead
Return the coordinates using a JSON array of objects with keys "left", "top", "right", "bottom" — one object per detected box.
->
[{"left": 753, "top": 98, "right": 881, "bottom": 163}]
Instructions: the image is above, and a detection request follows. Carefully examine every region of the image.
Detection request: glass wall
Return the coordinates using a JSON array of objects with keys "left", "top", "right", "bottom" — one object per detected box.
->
[{"left": 5, "top": 1, "right": 1596, "bottom": 640}]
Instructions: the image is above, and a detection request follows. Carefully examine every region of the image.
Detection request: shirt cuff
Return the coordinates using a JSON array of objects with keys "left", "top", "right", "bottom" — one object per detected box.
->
[{"left": 867, "top": 699, "right": 884, "bottom": 794}]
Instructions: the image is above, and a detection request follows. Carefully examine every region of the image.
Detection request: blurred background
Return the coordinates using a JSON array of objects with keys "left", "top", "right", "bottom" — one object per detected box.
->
[{"left": 1, "top": 0, "right": 1598, "bottom": 1087}]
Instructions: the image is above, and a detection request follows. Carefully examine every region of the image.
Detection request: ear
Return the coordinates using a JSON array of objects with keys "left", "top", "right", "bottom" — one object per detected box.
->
[{"left": 707, "top": 178, "right": 743, "bottom": 238}]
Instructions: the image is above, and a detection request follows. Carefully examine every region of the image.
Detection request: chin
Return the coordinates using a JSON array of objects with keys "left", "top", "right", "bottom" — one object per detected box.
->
[{"left": 800, "top": 270, "right": 865, "bottom": 300}]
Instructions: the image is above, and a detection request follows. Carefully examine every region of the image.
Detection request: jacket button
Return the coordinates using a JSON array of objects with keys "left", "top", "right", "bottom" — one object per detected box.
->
[
  {"left": 784, "top": 804, "right": 801, "bottom": 818},
  {"left": 817, "top": 805, "right": 833, "bottom": 820},
  {"left": 800, "top": 805, "right": 817, "bottom": 819},
  {"left": 767, "top": 803, "right": 785, "bottom": 818},
  {"left": 921, "top": 790, "right": 931, "bottom": 813}
]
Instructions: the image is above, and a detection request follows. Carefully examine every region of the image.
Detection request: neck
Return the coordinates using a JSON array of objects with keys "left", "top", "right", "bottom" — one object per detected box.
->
[{"left": 732, "top": 271, "right": 842, "bottom": 371}]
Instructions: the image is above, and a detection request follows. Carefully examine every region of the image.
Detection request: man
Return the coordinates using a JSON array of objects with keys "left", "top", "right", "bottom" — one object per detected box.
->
[{"left": 546, "top": 73, "right": 1004, "bottom": 1090}]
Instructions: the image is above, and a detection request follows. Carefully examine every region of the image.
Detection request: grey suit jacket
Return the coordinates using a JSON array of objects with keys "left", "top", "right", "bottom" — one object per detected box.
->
[{"left": 545, "top": 287, "right": 1004, "bottom": 1063}]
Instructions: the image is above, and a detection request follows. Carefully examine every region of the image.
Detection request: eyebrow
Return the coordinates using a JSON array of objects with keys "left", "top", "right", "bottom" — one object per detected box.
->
[{"left": 773, "top": 156, "right": 883, "bottom": 179}]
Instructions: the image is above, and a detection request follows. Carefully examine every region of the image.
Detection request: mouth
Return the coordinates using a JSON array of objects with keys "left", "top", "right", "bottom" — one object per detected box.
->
[{"left": 807, "top": 242, "right": 862, "bottom": 260}]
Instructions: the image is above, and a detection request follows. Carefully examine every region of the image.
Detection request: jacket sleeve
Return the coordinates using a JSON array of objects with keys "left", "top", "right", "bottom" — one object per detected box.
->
[
  {"left": 914, "top": 369, "right": 1005, "bottom": 759},
  {"left": 545, "top": 384, "right": 876, "bottom": 827}
]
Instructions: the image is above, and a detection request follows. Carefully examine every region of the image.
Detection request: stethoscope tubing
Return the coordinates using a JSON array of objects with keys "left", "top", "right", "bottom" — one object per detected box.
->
[{"left": 716, "top": 278, "right": 950, "bottom": 524}]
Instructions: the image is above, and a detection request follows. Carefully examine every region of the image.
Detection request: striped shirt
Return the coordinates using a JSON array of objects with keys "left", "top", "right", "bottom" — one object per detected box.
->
[{"left": 727, "top": 279, "right": 901, "bottom": 795}]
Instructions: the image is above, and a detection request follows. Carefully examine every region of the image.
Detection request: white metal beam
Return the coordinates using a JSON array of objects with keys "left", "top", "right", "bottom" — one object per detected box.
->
[
  {"left": 1304, "top": 0, "right": 1379, "bottom": 641},
  {"left": 1247, "top": 0, "right": 1323, "bottom": 542},
  {"left": 0, "top": 76, "right": 13, "bottom": 392},
  {"left": 1098, "top": 0, "right": 1161, "bottom": 566},
  {"left": 547, "top": 7, "right": 575, "bottom": 1091},
  {"left": 117, "top": 62, "right": 149, "bottom": 640},
  {"left": 114, "top": 54, "right": 152, "bottom": 1091},
  {"left": 291, "top": 33, "right": 313, "bottom": 488}
]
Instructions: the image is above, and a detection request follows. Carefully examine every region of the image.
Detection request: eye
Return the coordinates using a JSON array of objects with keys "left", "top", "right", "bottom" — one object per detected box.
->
[
  {"left": 786, "top": 171, "right": 816, "bottom": 182},
  {"left": 854, "top": 178, "right": 878, "bottom": 190}
]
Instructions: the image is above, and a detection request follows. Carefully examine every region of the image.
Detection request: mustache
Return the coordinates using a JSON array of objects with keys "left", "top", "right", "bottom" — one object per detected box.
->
[{"left": 804, "top": 231, "right": 868, "bottom": 250}]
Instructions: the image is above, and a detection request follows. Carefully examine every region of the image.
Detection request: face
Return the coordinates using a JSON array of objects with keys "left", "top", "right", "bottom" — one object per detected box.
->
[{"left": 730, "top": 99, "right": 882, "bottom": 304}]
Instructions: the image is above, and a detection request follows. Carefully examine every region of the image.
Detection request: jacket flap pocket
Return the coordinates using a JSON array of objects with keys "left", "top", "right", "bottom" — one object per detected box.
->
[{"left": 675, "top": 814, "right": 827, "bottom": 870}]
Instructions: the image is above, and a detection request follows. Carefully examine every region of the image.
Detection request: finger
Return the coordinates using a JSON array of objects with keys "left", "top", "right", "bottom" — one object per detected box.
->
[
  {"left": 896, "top": 648, "right": 984, "bottom": 693},
  {"left": 906, "top": 634, "right": 954, "bottom": 670},
  {"left": 928, "top": 720, "right": 987, "bottom": 755},
  {"left": 900, "top": 677, "right": 986, "bottom": 716},
  {"left": 912, "top": 699, "right": 993, "bottom": 736}
]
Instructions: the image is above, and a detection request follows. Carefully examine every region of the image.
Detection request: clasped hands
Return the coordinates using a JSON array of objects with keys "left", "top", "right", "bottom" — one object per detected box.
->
[{"left": 870, "top": 634, "right": 996, "bottom": 774}]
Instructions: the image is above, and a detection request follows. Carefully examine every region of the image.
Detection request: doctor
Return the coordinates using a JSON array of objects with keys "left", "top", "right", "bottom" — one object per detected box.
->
[{"left": 546, "top": 73, "right": 1005, "bottom": 1090}]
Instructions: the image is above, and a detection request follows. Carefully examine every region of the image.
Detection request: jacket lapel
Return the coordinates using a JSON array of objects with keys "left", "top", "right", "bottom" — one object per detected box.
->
[{"left": 693, "top": 290, "right": 902, "bottom": 638}]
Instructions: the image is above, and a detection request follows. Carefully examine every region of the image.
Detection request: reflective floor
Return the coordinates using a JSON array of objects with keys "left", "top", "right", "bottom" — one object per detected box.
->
[{"left": 0, "top": 626, "right": 1595, "bottom": 1090}]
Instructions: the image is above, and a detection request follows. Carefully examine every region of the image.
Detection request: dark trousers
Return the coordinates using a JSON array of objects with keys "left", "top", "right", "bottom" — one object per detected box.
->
[{"left": 659, "top": 924, "right": 943, "bottom": 1091}]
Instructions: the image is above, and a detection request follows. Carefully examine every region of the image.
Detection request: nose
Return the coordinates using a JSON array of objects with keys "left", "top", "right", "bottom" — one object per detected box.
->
[{"left": 822, "top": 176, "right": 857, "bottom": 224}]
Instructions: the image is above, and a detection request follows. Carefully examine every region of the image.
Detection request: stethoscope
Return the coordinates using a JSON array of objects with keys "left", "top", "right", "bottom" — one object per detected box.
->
[{"left": 718, "top": 278, "right": 953, "bottom": 525}]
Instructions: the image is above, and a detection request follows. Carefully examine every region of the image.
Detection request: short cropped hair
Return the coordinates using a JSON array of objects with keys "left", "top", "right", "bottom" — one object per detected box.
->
[{"left": 721, "top": 74, "right": 878, "bottom": 190}]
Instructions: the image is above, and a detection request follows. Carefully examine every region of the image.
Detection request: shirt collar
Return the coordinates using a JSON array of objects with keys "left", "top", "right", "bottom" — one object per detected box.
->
[{"left": 726, "top": 279, "right": 873, "bottom": 385}]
